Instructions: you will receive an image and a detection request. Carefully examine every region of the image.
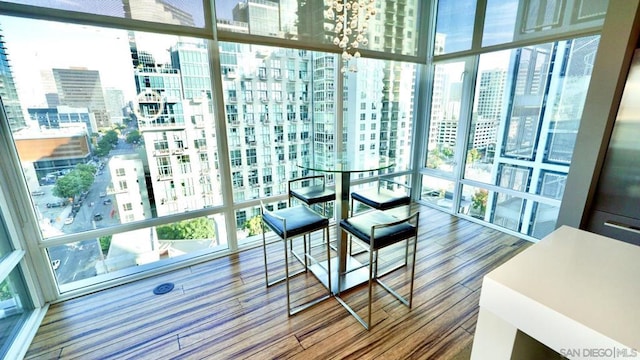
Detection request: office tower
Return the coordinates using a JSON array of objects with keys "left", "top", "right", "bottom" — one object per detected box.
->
[
  {"left": 28, "top": 106, "right": 94, "bottom": 133},
  {"left": 122, "top": 0, "right": 196, "bottom": 26},
  {"left": 105, "top": 88, "right": 126, "bottom": 124},
  {"left": 41, "top": 69, "right": 60, "bottom": 107},
  {"left": 0, "top": 28, "right": 26, "bottom": 131},
  {"left": 232, "top": 0, "right": 281, "bottom": 37},
  {"left": 52, "top": 68, "right": 111, "bottom": 129}
]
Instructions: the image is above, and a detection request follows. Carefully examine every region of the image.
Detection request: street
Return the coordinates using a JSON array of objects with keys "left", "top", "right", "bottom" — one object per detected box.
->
[{"left": 34, "top": 153, "right": 127, "bottom": 285}]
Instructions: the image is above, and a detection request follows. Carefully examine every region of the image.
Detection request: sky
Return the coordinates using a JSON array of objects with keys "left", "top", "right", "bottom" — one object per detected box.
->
[{"left": 0, "top": 14, "right": 196, "bottom": 108}]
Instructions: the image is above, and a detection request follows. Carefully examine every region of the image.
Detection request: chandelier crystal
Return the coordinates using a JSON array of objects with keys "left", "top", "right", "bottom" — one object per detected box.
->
[{"left": 326, "top": 0, "right": 376, "bottom": 73}]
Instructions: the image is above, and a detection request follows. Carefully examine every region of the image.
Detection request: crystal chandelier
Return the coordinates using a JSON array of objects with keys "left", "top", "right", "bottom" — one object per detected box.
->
[{"left": 326, "top": 0, "right": 376, "bottom": 73}]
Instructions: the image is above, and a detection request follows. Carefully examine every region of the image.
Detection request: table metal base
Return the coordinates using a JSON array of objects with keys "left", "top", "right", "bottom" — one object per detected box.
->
[{"left": 308, "top": 256, "right": 370, "bottom": 294}]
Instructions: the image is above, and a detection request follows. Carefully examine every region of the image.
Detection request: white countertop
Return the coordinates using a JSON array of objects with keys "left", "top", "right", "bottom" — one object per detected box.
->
[{"left": 480, "top": 225, "right": 640, "bottom": 353}]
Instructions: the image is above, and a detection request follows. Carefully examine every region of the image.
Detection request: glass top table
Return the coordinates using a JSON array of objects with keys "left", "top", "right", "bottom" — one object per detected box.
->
[{"left": 297, "top": 158, "right": 395, "bottom": 292}]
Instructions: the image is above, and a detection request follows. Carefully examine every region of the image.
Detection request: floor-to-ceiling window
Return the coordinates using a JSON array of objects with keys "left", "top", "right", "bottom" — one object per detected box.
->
[
  {"left": 0, "top": 0, "right": 426, "bottom": 299},
  {"left": 0, "top": 0, "right": 611, "bottom": 354},
  {"left": 419, "top": 0, "right": 607, "bottom": 240}
]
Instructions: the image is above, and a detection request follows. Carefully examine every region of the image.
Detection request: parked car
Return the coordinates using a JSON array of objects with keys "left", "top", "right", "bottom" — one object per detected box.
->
[
  {"left": 103, "top": 198, "right": 112, "bottom": 205},
  {"left": 51, "top": 259, "right": 60, "bottom": 270},
  {"left": 93, "top": 213, "right": 103, "bottom": 221},
  {"left": 64, "top": 216, "right": 74, "bottom": 225},
  {"left": 46, "top": 202, "right": 64, "bottom": 208},
  {"left": 99, "top": 192, "right": 107, "bottom": 197},
  {"left": 31, "top": 190, "right": 45, "bottom": 196}
]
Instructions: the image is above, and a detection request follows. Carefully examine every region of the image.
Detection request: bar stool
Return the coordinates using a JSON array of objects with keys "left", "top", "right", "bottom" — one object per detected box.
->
[
  {"left": 350, "top": 177, "right": 411, "bottom": 214},
  {"left": 336, "top": 210, "right": 419, "bottom": 330},
  {"left": 289, "top": 175, "right": 336, "bottom": 217},
  {"left": 350, "top": 177, "right": 411, "bottom": 255},
  {"left": 261, "top": 203, "right": 333, "bottom": 316}
]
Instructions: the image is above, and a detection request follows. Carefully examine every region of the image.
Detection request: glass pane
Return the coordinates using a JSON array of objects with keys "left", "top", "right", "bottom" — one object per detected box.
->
[
  {"left": 482, "top": 0, "right": 607, "bottom": 47},
  {"left": 503, "top": 45, "right": 553, "bottom": 159},
  {"left": 544, "top": 36, "right": 600, "bottom": 165},
  {"left": 435, "top": 0, "right": 477, "bottom": 54},
  {"left": 4, "top": 0, "right": 206, "bottom": 28},
  {"left": 344, "top": 58, "right": 416, "bottom": 174},
  {"left": 529, "top": 202, "right": 558, "bottom": 238},
  {"left": 492, "top": 193, "right": 524, "bottom": 231},
  {"left": 235, "top": 200, "right": 286, "bottom": 246},
  {"left": 1, "top": 16, "right": 223, "bottom": 239},
  {"left": 482, "top": 0, "right": 518, "bottom": 47},
  {"left": 462, "top": 36, "right": 599, "bottom": 239},
  {"left": 498, "top": 164, "right": 531, "bottom": 192},
  {"left": 219, "top": 44, "right": 335, "bottom": 203},
  {"left": 49, "top": 213, "right": 227, "bottom": 291},
  {"left": 426, "top": 61, "right": 465, "bottom": 174},
  {"left": 215, "top": 0, "right": 422, "bottom": 57},
  {"left": 537, "top": 170, "right": 566, "bottom": 200},
  {"left": 420, "top": 175, "right": 455, "bottom": 212},
  {"left": 0, "top": 267, "right": 34, "bottom": 358},
  {"left": 461, "top": 184, "right": 489, "bottom": 219},
  {"left": 0, "top": 213, "right": 11, "bottom": 261}
]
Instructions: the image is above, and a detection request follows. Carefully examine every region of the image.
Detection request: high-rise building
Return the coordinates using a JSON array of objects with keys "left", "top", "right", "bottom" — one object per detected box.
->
[
  {"left": 132, "top": 43, "right": 222, "bottom": 217},
  {"left": 298, "top": 1, "right": 419, "bottom": 173},
  {"left": 0, "top": 28, "right": 26, "bottom": 131},
  {"left": 52, "top": 67, "right": 111, "bottom": 129},
  {"left": 41, "top": 69, "right": 60, "bottom": 107},
  {"left": 122, "top": 0, "right": 196, "bottom": 26},
  {"left": 477, "top": 69, "right": 507, "bottom": 121},
  {"left": 105, "top": 88, "right": 126, "bottom": 124},
  {"left": 28, "top": 106, "right": 95, "bottom": 133},
  {"left": 232, "top": 0, "right": 281, "bottom": 37},
  {"left": 170, "top": 41, "right": 212, "bottom": 100}
]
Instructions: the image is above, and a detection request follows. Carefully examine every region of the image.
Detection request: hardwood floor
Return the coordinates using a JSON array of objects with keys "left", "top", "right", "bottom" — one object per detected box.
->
[{"left": 25, "top": 205, "right": 531, "bottom": 360}]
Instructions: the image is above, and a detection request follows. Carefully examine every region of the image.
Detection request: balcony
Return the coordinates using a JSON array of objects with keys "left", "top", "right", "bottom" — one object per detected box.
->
[
  {"left": 153, "top": 149, "right": 170, "bottom": 156},
  {"left": 139, "top": 119, "right": 186, "bottom": 131}
]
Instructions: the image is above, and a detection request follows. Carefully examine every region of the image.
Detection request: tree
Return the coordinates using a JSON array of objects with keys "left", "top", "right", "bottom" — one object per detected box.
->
[
  {"left": 471, "top": 189, "right": 489, "bottom": 217},
  {"left": 0, "top": 280, "right": 11, "bottom": 301},
  {"left": 156, "top": 218, "right": 216, "bottom": 240},
  {"left": 52, "top": 169, "right": 95, "bottom": 199},
  {"left": 95, "top": 137, "right": 113, "bottom": 157},
  {"left": 441, "top": 147, "right": 454, "bottom": 158},
  {"left": 125, "top": 130, "right": 141, "bottom": 144},
  {"left": 76, "top": 163, "right": 96, "bottom": 176},
  {"left": 243, "top": 215, "right": 264, "bottom": 236},
  {"left": 466, "top": 148, "right": 481, "bottom": 166},
  {"left": 99, "top": 235, "right": 112, "bottom": 255}
]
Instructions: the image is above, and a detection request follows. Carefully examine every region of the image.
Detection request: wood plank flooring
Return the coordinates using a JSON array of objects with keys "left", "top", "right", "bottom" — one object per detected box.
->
[{"left": 25, "top": 205, "right": 531, "bottom": 359}]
